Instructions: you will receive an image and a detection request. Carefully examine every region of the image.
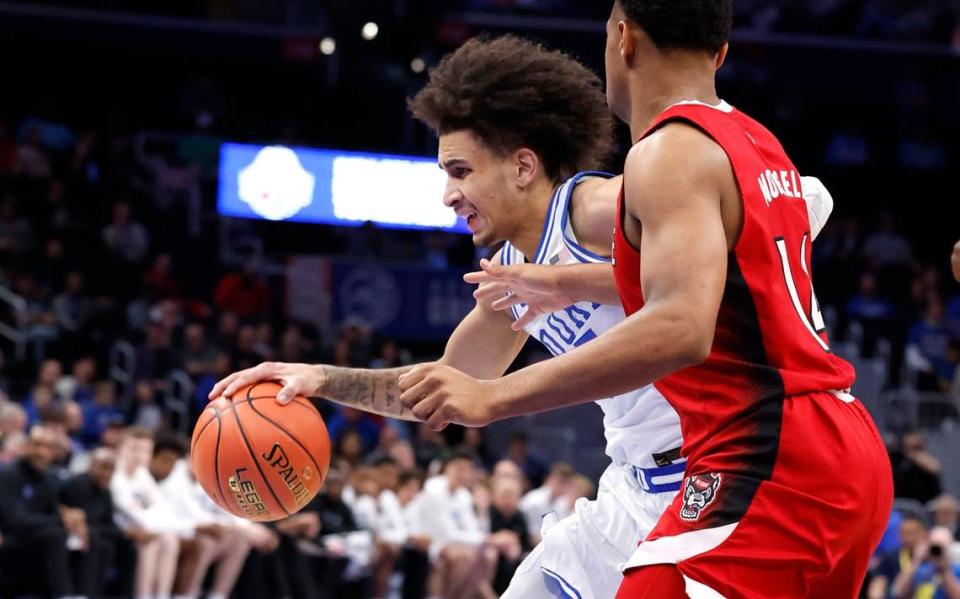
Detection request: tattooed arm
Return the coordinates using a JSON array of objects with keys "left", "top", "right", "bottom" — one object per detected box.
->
[{"left": 209, "top": 254, "right": 528, "bottom": 421}]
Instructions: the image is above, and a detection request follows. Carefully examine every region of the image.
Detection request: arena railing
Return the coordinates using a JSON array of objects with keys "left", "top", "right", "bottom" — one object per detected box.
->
[
  {"left": 0, "top": 285, "right": 27, "bottom": 362},
  {"left": 165, "top": 369, "right": 194, "bottom": 435}
]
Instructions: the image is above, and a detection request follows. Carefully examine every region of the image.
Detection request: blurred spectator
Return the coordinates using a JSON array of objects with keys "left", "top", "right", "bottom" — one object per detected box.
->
[
  {"left": 24, "top": 382, "right": 57, "bottom": 426},
  {"left": 863, "top": 211, "right": 913, "bottom": 269},
  {"left": 376, "top": 467, "right": 430, "bottom": 599},
  {"left": 102, "top": 201, "right": 149, "bottom": 263},
  {"left": 135, "top": 321, "right": 178, "bottom": 382},
  {"left": 149, "top": 435, "right": 250, "bottom": 599},
  {"left": 933, "top": 495, "right": 960, "bottom": 539},
  {"left": 488, "top": 475, "right": 531, "bottom": 593},
  {"left": 60, "top": 446, "right": 123, "bottom": 599},
  {"left": 891, "top": 431, "right": 943, "bottom": 503},
  {"left": 13, "top": 126, "right": 52, "bottom": 179},
  {"left": 869, "top": 512, "right": 929, "bottom": 599},
  {"left": 327, "top": 407, "right": 382, "bottom": 454},
  {"left": 520, "top": 462, "right": 574, "bottom": 545},
  {"left": 415, "top": 450, "right": 496, "bottom": 598},
  {"left": 102, "top": 202, "right": 150, "bottom": 264},
  {"left": 131, "top": 378, "right": 165, "bottom": 431},
  {"left": 906, "top": 299, "right": 954, "bottom": 390},
  {"left": 370, "top": 339, "right": 409, "bottom": 369},
  {"left": 142, "top": 252, "right": 181, "bottom": 301},
  {"left": 0, "top": 196, "right": 35, "bottom": 258},
  {"left": 15, "top": 272, "right": 59, "bottom": 362},
  {"left": 79, "top": 380, "right": 124, "bottom": 447},
  {"left": 214, "top": 262, "right": 270, "bottom": 318},
  {"left": 232, "top": 323, "right": 268, "bottom": 371},
  {"left": 846, "top": 272, "right": 895, "bottom": 355},
  {"left": 52, "top": 271, "right": 91, "bottom": 339},
  {"left": 55, "top": 354, "right": 97, "bottom": 404},
  {"left": 463, "top": 426, "right": 496, "bottom": 470},
  {"left": 0, "top": 400, "right": 27, "bottom": 440},
  {"left": 110, "top": 427, "right": 186, "bottom": 599},
  {"left": 0, "top": 425, "right": 83, "bottom": 598},
  {"left": 891, "top": 525, "right": 960, "bottom": 599},
  {"left": 504, "top": 431, "right": 548, "bottom": 489},
  {"left": 181, "top": 321, "right": 217, "bottom": 377}
]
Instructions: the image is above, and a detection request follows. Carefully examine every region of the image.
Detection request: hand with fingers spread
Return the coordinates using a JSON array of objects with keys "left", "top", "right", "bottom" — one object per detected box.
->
[
  {"left": 398, "top": 363, "right": 499, "bottom": 430},
  {"left": 208, "top": 362, "right": 324, "bottom": 405},
  {"left": 465, "top": 259, "right": 578, "bottom": 331}
]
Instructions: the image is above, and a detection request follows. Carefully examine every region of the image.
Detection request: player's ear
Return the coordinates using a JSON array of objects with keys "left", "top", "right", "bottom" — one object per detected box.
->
[
  {"left": 619, "top": 19, "right": 636, "bottom": 66},
  {"left": 514, "top": 148, "right": 540, "bottom": 189},
  {"left": 715, "top": 43, "right": 729, "bottom": 70}
]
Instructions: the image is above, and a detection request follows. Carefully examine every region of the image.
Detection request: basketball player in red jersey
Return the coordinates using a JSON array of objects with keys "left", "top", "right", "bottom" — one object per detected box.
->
[{"left": 399, "top": 1, "right": 894, "bottom": 597}]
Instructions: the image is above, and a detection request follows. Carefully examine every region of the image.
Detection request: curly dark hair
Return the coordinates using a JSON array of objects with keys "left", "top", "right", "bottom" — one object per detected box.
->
[
  {"left": 618, "top": 0, "right": 732, "bottom": 53},
  {"left": 408, "top": 35, "right": 614, "bottom": 183}
]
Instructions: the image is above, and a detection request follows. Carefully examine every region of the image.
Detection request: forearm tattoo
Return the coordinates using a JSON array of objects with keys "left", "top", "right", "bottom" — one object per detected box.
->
[{"left": 312, "top": 365, "right": 418, "bottom": 421}]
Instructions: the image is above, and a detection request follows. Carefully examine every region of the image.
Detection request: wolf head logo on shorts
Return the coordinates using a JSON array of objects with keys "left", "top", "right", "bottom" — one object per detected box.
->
[{"left": 680, "top": 473, "right": 722, "bottom": 521}]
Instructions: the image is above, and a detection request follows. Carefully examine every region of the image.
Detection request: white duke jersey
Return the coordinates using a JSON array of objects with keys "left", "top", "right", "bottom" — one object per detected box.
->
[{"left": 500, "top": 172, "right": 683, "bottom": 470}]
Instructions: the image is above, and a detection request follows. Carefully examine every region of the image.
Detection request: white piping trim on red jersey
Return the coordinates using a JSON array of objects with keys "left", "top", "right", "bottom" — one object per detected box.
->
[
  {"left": 669, "top": 99, "right": 734, "bottom": 113},
  {"left": 684, "top": 577, "right": 729, "bottom": 599},
  {"left": 621, "top": 522, "right": 738, "bottom": 571}
]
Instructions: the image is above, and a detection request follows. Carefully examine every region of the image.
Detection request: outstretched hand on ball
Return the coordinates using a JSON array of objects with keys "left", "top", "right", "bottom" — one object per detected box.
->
[{"left": 209, "top": 362, "right": 323, "bottom": 405}]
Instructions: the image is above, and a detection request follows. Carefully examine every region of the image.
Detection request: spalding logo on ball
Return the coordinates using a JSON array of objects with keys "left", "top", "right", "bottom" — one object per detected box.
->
[{"left": 191, "top": 382, "right": 331, "bottom": 521}]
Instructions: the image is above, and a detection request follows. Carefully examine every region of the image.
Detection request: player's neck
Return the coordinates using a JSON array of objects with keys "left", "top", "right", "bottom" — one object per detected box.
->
[
  {"left": 507, "top": 177, "right": 557, "bottom": 259},
  {"left": 626, "top": 64, "right": 719, "bottom": 141}
]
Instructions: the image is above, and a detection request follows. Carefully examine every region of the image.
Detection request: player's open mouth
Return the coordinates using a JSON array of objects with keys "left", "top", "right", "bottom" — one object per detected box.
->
[{"left": 465, "top": 212, "right": 478, "bottom": 228}]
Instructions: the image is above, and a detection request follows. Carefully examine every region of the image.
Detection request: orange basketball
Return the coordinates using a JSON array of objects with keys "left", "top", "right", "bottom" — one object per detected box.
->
[{"left": 191, "top": 381, "right": 331, "bottom": 522}]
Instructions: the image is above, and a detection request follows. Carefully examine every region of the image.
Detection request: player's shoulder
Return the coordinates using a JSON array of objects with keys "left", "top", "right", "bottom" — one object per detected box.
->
[
  {"left": 630, "top": 122, "right": 728, "bottom": 171},
  {"left": 568, "top": 173, "right": 621, "bottom": 251}
]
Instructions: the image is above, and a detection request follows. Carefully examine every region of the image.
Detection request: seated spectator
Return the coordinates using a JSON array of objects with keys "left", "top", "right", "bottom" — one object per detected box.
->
[
  {"left": 55, "top": 355, "right": 97, "bottom": 404},
  {"left": 231, "top": 323, "right": 268, "bottom": 371},
  {"left": 111, "top": 426, "right": 187, "bottom": 599},
  {"left": 327, "top": 407, "right": 382, "bottom": 454},
  {"left": 213, "top": 262, "right": 270, "bottom": 319},
  {"left": 181, "top": 322, "right": 217, "bottom": 378},
  {"left": 377, "top": 468, "right": 430, "bottom": 599},
  {"left": 505, "top": 431, "right": 548, "bottom": 489},
  {"left": 135, "top": 321, "right": 178, "bottom": 383},
  {"left": 79, "top": 380, "right": 124, "bottom": 447},
  {"left": 891, "top": 431, "right": 943, "bottom": 504},
  {"left": 0, "top": 425, "right": 84, "bottom": 598},
  {"left": 520, "top": 462, "right": 574, "bottom": 545},
  {"left": 149, "top": 435, "right": 250, "bottom": 599},
  {"left": 142, "top": 253, "right": 181, "bottom": 301},
  {"left": 415, "top": 450, "right": 497, "bottom": 599},
  {"left": 489, "top": 475, "right": 532, "bottom": 594},
  {"left": 846, "top": 272, "right": 895, "bottom": 356},
  {"left": 23, "top": 384, "right": 58, "bottom": 428},
  {"left": 869, "top": 512, "right": 928, "bottom": 599},
  {"left": 131, "top": 379, "right": 165, "bottom": 432},
  {"left": 907, "top": 299, "right": 955, "bottom": 390},
  {"left": 0, "top": 401, "right": 27, "bottom": 444},
  {"left": 52, "top": 271, "right": 92, "bottom": 341},
  {"left": 60, "top": 446, "right": 124, "bottom": 599},
  {"left": 102, "top": 201, "right": 149, "bottom": 264},
  {"left": 933, "top": 495, "right": 960, "bottom": 539},
  {"left": 891, "top": 526, "right": 960, "bottom": 599},
  {"left": 13, "top": 126, "right": 52, "bottom": 179}
]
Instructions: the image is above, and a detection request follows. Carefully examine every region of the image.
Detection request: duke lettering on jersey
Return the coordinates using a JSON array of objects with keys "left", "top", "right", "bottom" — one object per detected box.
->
[{"left": 502, "top": 172, "right": 682, "bottom": 470}]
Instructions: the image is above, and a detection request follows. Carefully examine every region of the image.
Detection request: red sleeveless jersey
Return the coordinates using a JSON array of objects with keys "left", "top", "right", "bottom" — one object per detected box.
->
[{"left": 612, "top": 102, "right": 856, "bottom": 478}]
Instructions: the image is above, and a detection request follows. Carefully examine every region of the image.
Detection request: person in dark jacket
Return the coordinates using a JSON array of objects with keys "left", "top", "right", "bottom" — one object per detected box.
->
[
  {"left": 60, "top": 446, "right": 123, "bottom": 599},
  {"left": 0, "top": 425, "right": 85, "bottom": 599}
]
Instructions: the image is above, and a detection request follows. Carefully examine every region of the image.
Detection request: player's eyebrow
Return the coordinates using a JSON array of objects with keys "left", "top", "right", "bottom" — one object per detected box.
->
[{"left": 439, "top": 158, "right": 469, "bottom": 170}]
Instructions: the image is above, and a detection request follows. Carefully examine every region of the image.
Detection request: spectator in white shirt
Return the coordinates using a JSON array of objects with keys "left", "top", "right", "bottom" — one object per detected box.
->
[
  {"left": 110, "top": 427, "right": 183, "bottom": 599},
  {"left": 149, "top": 435, "right": 251, "bottom": 599},
  {"left": 413, "top": 450, "right": 497, "bottom": 599},
  {"left": 519, "top": 462, "right": 574, "bottom": 546}
]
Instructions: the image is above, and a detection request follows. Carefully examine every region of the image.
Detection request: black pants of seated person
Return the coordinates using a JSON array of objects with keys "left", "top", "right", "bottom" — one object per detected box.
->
[
  {"left": 69, "top": 530, "right": 117, "bottom": 599},
  {"left": 400, "top": 546, "right": 430, "bottom": 599},
  {"left": 0, "top": 527, "right": 73, "bottom": 599}
]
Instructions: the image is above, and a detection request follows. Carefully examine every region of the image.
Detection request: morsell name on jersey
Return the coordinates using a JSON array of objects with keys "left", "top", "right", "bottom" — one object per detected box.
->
[{"left": 757, "top": 169, "right": 802, "bottom": 206}]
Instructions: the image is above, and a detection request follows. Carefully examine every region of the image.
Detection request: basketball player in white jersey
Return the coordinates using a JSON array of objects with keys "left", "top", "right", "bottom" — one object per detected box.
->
[{"left": 210, "top": 36, "right": 833, "bottom": 599}]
